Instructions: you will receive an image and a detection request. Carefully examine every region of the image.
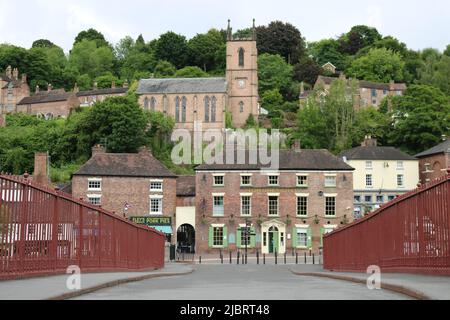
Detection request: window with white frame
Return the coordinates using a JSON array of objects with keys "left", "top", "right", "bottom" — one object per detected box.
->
[
  {"left": 268, "top": 175, "right": 279, "bottom": 186},
  {"left": 366, "top": 174, "right": 373, "bottom": 187},
  {"left": 241, "top": 196, "right": 251, "bottom": 216},
  {"left": 240, "top": 227, "right": 251, "bottom": 246},
  {"left": 324, "top": 175, "right": 336, "bottom": 187},
  {"left": 88, "top": 195, "right": 101, "bottom": 206},
  {"left": 366, "top": 161, "right": 373, "bottom": 169},
  {"left": 213, "top": 175, "right": 224, "bottom": 186},
  {"left": 325, "top": 197, "right": 336, "bottom": 216},
  {"left": 150, "top": 180, "right": 163, "bottom": 192},
  {"left": 397, "top": 174, "right": 404, "bottom": 187},
  {"left": 213, "top": 227, "right": 224, "bottom": 247},
  {"left": 297, "top": 175, "right": 308, "bottom": 187},
  {"left": 297, "top": 229, "right": 308, "bottom": 247},
  {"left": 241, "top": 175, "right": 252, "bottom": 186},
  {"left": 397, "top": 161, "right": 404, "bottom": 170},
  {"left": 213, "top": 196, "right": 224, "bottom": 216},
  {"left": 88, "top": 179, "right": 102, "bottom": 191},
  {"left": 268, "top": 196, "right": 279, "bottom": 216},
  {"left": 150, "top": 197, "right": 163, "bottom": 215},
  {"left": 297, "top": 196, "right": 308, "bottom": 216}
]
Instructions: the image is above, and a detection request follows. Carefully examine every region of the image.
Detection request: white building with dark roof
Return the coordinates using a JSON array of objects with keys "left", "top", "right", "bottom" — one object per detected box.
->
[{"left": 340, "top": 136, "right": 419, "bottom": 218}]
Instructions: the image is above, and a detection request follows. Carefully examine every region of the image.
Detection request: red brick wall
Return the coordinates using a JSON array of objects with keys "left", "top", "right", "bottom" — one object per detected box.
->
[
  {"left": 195, "top": 171, "right": 354, "bottom": 254},
  {"left": 418, "top": 153, "right": 450, "bottom": 183}
]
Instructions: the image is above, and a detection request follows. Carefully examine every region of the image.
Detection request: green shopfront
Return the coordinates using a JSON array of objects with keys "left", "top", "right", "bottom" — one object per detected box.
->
[{"left": 130, "top": 216, "right": 173, "bottom": 242}]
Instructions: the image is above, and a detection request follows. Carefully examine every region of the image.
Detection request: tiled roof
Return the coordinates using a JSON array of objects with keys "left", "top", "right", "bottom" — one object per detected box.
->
[
  {"left": 339, "top": 146, "right": 416, "bottom": 161},
  {"left": 176, "top": 176, "right": 196, "bottom": 196},
  {"left": 195, "top": 149, "right": 354, "bottom": 171},
  {"left": 415, "top": 140, "right": 450, "bottom": 158},
  {"left": 316, "top": 76, "right": 407, "bottom": 91},
  {"left": 137, "top": 77, "right": 227, "bottom": 94},
  {"left": 73, "top": 150, "right": 176, "bottom": 178},
  {"left": 76, "top": 87, "right": 128, "bottom": 97},
  {"left": 18, "top": 90, "right": 71, "bottom": 105}
]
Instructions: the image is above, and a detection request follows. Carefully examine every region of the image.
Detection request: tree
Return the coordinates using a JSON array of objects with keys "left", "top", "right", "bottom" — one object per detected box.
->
[
  {"left": 308, "top": 39, "right": 349, "bottom": 71},
  {"left": 261, "top": 89, "right": 284, "bottom": 113},
  {"left": 154, "top": 60, "right": 176, "bottom": 78},
  {"left": 154, "top": 32, "right": 189, "bottom": 69},
  {"left": 258, "top": 53, "right": 294, "bottom": 96},
  {"left": 256, "top": 21, "right": 306, "bottom": 64},
  {"left": 78, "top": 95, "right": 147, "bottom": 153},
  {"left": 188, "top": 29, "right": 224, "bottom": 71},
  {"left": 175, "top": 66, "right": 209, "bottom": 78},
  {"left": 296, "top": 99, "right": 332, "bottom": 149},
  {"left": 339, "top": 25, "right": 382, "bottom": 55},
  {"left": 293, "top": 56, "right": 322, "bottom": 85},
  {"left": 94, "top": 73, "right": 123, "bottom": 89},
  {"left": 74, "top": 28, "right": 110, "bottom": 48},
  {"left": 419, "top": 53, "right": 450, "bottom": 96},
  {"left": 347, "top": 48, "right": 405, "bottom": 83},
  {"left": 32, "top": 39, "right": 56, "bottom": 48},
  {"left": 352, "top": 107, "right": 390, "bottom": 145},
  {"left": 444, "top": 45, "right": 450, "bottom": 57},
  {"left": 388, "top": 85, "right": 450, "bottom": 154},
  {"left": 68, "top": 40, "right": 115, "bottom": 79}
]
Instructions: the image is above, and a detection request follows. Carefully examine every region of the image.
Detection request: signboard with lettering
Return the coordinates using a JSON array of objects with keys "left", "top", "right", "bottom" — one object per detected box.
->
[{"left": 130, "top": 217, "right": 172, "bottom": 226}]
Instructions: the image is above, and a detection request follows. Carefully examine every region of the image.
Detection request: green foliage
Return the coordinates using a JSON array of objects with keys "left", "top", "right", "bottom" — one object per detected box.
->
[
  {"left": 50, "top": 163, "right": 83, "bottom": 183},
  {"left": 419, "top": 54, "right": 450, "bottom": 95},
  {"left": 68, "top": 40, "right": 115, "bottom": 79},
  {"left": 387, "top": 85, "right": 450, "bottom": 154},
  {"left": 339, "top": 25, "right": 382, "bottom": 55},
  {"left": 308, "top": 39, "right": 349, "bottom": 71},
  {"left": 244, "top": 114, "right": 258, "bottom": 129},
  {"left": 154, "top": 32, "right": 189, "bottom": 69},
  {"left": 94, "top": 73, "right": 123, "bottom": 89},
  {"left": 154, "top": 60, "right": 176, "bottom": 78},
  {"left": 347, "top": 48, "right": 405, "bottom": 82},
  {"left": 225, "top": 111, "right": 234, "bottom": 129},
  {"left": 74, "top": 28, "right": 110, "bottom": 48},
  {"left": 175, "top": 66, "right": 209, "bottom": 78},
  {"left": 258, "top": 53, "right": 294, "bottom": 97},
  {"left": 261, "top": 89, "right": 284, "bottom": 112},
  {"left": 188, "top": 29, "right": 225, "bottom": 72},
  {"left": 293, "top": 56, "right": 322, "bottom": 85}
]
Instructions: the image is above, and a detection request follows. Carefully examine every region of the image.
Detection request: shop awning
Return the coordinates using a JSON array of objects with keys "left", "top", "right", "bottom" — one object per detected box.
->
[{"left": 152, "top": 226, "right": 173, "bottom": 234}]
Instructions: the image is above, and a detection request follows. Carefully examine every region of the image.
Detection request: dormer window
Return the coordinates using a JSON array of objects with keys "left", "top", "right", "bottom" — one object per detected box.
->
[{"left": 239, "top": 48, "right": 245, "bottom": 67}]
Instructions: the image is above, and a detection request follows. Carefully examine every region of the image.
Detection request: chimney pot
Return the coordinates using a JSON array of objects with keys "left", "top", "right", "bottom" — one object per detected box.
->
[
  {"left": 5, "top": 65, "right": 12, "bottom": 78},
  {"left": 122, "top": 81, "right": 129, "bottom": 89},
  {"left": 35, "top": 85, "right": 40, "bottom": 94},
  {"left": 361, "top": 136, "right": 378, "bottom": 147},
  {"left": 292, "top": 139, "right": 301, "bottom": 152},
  {"left": 21, "top": 74, "right": 27, "bottom": 84},
  {"left": 91, "top": 144, "right": 106, "bottom": 156},
  {"left": 47, "top": 83, "right": 52, "bottom": 92},
  {"left": 111, "top": 81, "right": 116, "bottom": 89}
]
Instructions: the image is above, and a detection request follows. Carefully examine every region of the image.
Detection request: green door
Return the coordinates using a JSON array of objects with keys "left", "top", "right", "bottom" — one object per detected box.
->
[{"left": 269, "top": 231, "right": 279, "bottom": 253}]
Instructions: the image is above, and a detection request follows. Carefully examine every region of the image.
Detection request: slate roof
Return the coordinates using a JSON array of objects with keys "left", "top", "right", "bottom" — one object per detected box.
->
[
  {"left": 195, "top": 149, "right": 354, "bottom": 171},
  {"left": 339, "top": 146, "right": 416, "bottom": 161},
  {"left": 316, "top": 76, "right": 407, "bottom": 91},
  {"left": 176, "top": 176, "right": 196, "bottom": 196},
  {"left": 136, "top": 78, "right": 227, "bottom": 94},
  {"left": 415, "top": 140, "right": 450, "bottom": 158},
  {"left": 76, "top": 87, "right": 128, "bottom": 97},
  {"left": 73, "top": 150, "right": 176, "bottom": 178},
  {"left": 18, "top": 90, "right": 71, "bottom": 105}
]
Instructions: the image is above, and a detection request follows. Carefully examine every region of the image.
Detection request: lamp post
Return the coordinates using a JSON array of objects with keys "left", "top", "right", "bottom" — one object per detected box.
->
[{"left": 244, "top": 218, "right": 256, "bottom": 265}]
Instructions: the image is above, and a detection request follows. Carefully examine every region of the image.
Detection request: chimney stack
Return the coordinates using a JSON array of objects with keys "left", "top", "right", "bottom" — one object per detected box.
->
[
  {"left": 47, "top": 83, "right": 52, "bottom": 92},
  {"left": 122, "top": 81, "right": 129, "bottom": 89},
  {"left": 361, "top": 135, "right": 378, "bottom": 147},
  {"left": 12, "top": 68, "right": 19, "bottom": 80},
  {"left": 73, "top": 83, "right": 79, "bottom": 93},
  {"left": 21, "top": 74, "right": 27, "bottom": 84},
  {"left": 111, "top": 81, "right": 116, "bottom": 89},
  {"left": 5, "top": 66, "right": 12, "bottom": 78},
  {"left": 93, "top": 82, "right": 98, "bottom": 90},
  {"left": 91, "top": 144, "right": 106, "bottom": 157},
  {"left": 339, "top": 72, "right": 346, "bottom": 81},
  {"left": 35, "top": 85, "right": 40, "bottom": 94},
  {"left": 33, "top": 152, "right": 50, "bottom": 186},
  {"left": 292, "top": 139, "right": 301, "bottom": 152},
  {"left": 389, "top": 80, "right": 395, "bottom": 91}
]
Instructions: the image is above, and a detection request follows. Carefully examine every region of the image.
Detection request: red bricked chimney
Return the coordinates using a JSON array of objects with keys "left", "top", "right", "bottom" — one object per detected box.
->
[
  {"left": 33, "top": 152, "right": 50, "bottom": 186},
  {"left": 292, "top": 139, "right": 301, "bottom": 152},
  {"left": 91, "top": 144, "right": 106, "bottom": 157},
  {"left": 361, "top": 135, "right": 378, "bottom": 147}
]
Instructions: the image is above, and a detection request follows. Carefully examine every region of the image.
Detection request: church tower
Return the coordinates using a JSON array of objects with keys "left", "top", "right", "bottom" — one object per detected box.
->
[{"left": 226, "top": 20, "right": 259, "bottom": 128}]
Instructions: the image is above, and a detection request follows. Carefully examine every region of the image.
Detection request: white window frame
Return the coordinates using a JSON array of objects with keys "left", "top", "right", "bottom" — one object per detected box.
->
[
  {"left": 397, "top": 174, "right": 405, "bottom": 188},
  {"left": 212, "top": 226, "right": 225, "bottom": 247},
  {"left": 365, "top": 161, "right": 373, "bottom": 169},
  {"left": 296, "top": 194, "right": 309, "bottom": 217},
  {"left": 268, "top": 194, "right": 280, "bottom": 216},
  {"left": 366, "top": 174, "right": 373, "bottom": 188},
  {"left": 149, "top": 195, "right": 163, "bottom": 215},
  {"left": 212, "top": 194, "right": 225, "bottom": 216},
  {"left": 268, "top": 175, "right": 279, "bottom": 186},
  {"left": 213, "top": 174, "right": 225, "bottom": 187},
  {"left": 324, "top": 174, "right": 337, "bottom": 188},
  {"left": 296, "top": 228, "right": 309, "bottom": 248},
  {"left": 240, "top": 174, "right": 252, "bottom": 186},
  {"left": 150, "top": 179, "right": 163, "bottom": 192},
  {"left": 87, "top": 194, "right": 102, "bottom": 206},
  {"left": 296, "top": 174, "right": 308, "bottom": 187},
  {"left": 397, "top": 161, "right": 404, "bottom": 170},
  {"left": 324, "top": 195, "right": 337, "bottom": 217},
  {"left": 88, "top": 178, "right": 102, "bottom": 191},
  {"left": 240, "top": 194, "right": 252, "bottom": 216}
]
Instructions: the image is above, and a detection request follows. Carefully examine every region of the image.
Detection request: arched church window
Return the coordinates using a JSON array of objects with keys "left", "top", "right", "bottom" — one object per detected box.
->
[
  {"left": 175, "top": 96, "right": 180, "bottom": 122},
  {"left": 239, "top": 48, "right": 245, "bottom": 67},
  {"left": 204, "top": 96, "right": 210, "bottom": 122},
  {"left": 144, "top": 97, "right": 149, "bottom": 110},
  {"left": 150, "top": 97, "right": 157, "bottom": 111},
  {"left": 211, "top": 96, "right": 217, "bottom": 122},
  {"left": 239, "top": 101, "right": 244, "bottom": 113},
  {"left": 182, "top": 96, "right": 187, "bottom": 123}
]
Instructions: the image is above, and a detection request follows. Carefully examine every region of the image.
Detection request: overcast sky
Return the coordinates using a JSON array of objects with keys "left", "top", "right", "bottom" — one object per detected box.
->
[{"left": 1, "top": 0, "right": 449, "bottom": 53}]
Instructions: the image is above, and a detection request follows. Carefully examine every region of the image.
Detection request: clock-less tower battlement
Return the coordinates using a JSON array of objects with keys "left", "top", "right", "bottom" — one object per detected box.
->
[{"left": 226, "top": 19, "right": 259, "bottom": 128}]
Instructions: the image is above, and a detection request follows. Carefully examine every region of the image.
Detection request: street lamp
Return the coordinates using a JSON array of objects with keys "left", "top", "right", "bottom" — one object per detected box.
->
[{"left": 244, "top": 218, "right": 256, "bottom": 265}]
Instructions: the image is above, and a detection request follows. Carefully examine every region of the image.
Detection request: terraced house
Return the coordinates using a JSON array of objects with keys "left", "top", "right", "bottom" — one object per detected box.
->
[{"left": 194, "top": 144, "right": 355, "bottom": 255}]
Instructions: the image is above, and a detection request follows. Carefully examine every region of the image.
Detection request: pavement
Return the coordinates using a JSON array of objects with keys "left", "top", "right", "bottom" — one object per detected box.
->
[
  {"left": 0, "top": 264, "right": 193, "bottom": 300},
  {"left": 290, "top": 267, "right": 450, "bottom": 300},
  {"left": 73, "top": 264, "right": 411, "bottom": 300}
]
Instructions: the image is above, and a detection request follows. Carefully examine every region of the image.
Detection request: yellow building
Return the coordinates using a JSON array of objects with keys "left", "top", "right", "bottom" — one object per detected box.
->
[{"left": 340, "top": 136, "right": 419, "bottom": 219}]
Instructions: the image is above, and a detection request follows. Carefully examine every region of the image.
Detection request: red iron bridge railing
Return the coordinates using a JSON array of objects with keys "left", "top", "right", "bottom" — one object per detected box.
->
[
  {"left": 324, "top": 172, "right": 450, "bottom": 275},
  {"left": 0, "top": 174, "right": 165, "bottom": 280}
]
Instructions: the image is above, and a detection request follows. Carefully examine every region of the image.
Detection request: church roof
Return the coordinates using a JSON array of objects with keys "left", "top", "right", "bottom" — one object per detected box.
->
[{"left": 137, "top": 77, "right": 227, "bottom": 94}]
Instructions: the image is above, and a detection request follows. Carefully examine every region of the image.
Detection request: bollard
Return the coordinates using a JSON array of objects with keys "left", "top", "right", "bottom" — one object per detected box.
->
[
  {"left": 237, "top": 251, "right": 240, "bottom": 265},
  {"left": 199, "top": 256, "right": 202, "bottom": 264},
  {"left": 275, "top": 251, "right": 278, "bottom": 265},
  {"left": 257, "top": 251, "right": 259, "bottom": 265},
  {"left": 284, "top": 252, "right": 287, "bottom": 264},
  {"left": 221, "top": 253, "right": 223, "bottom": 264},
  {"left": 313, "top": 253, "right": 315, "bottom": 265},
  {"left": 263, "top": 254, "right": 266, "bottom": 265},
  {"left": 230, "top": 251, "right": 232, "bottom": 264},
  {"left": 304, "top": 252, "right": 307, "bottom": 264},
  {"left": 292, "top": 248, "right": 295, "bottom": 257},
  {"left": 296, "top": 253, "right": 298, "bottom": 265}
]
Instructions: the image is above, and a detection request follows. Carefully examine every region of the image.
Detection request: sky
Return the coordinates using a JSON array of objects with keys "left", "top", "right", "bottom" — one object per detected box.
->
[{"left": 0, "top": 0, "right": 449, "bottom": 53}]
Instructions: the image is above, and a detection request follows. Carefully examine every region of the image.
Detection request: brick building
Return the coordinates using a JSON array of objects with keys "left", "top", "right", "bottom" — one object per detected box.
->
[
  {"left": 194, "top": 146, "right": 354, "bottom": 255},
  {"left": 71, "top": 145, "right": 177, "bottom": 241},
  {"left": 415, "top": 139, "right": 450, "bottom": 183},
  {"left": 313, "top": 74, "right": 406, "bottom": 110},
  {"left": 75, "top": 81, "right": 128, "bottom": 107},
  {"left": 0, "top": 66, "right": 30, "bottom": 114},
  {"left": 136, "top": 20, "right": 260, "bottom": 130},
  {"left": 16, "top": 85, "right": 79, "bottom": 119}
]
